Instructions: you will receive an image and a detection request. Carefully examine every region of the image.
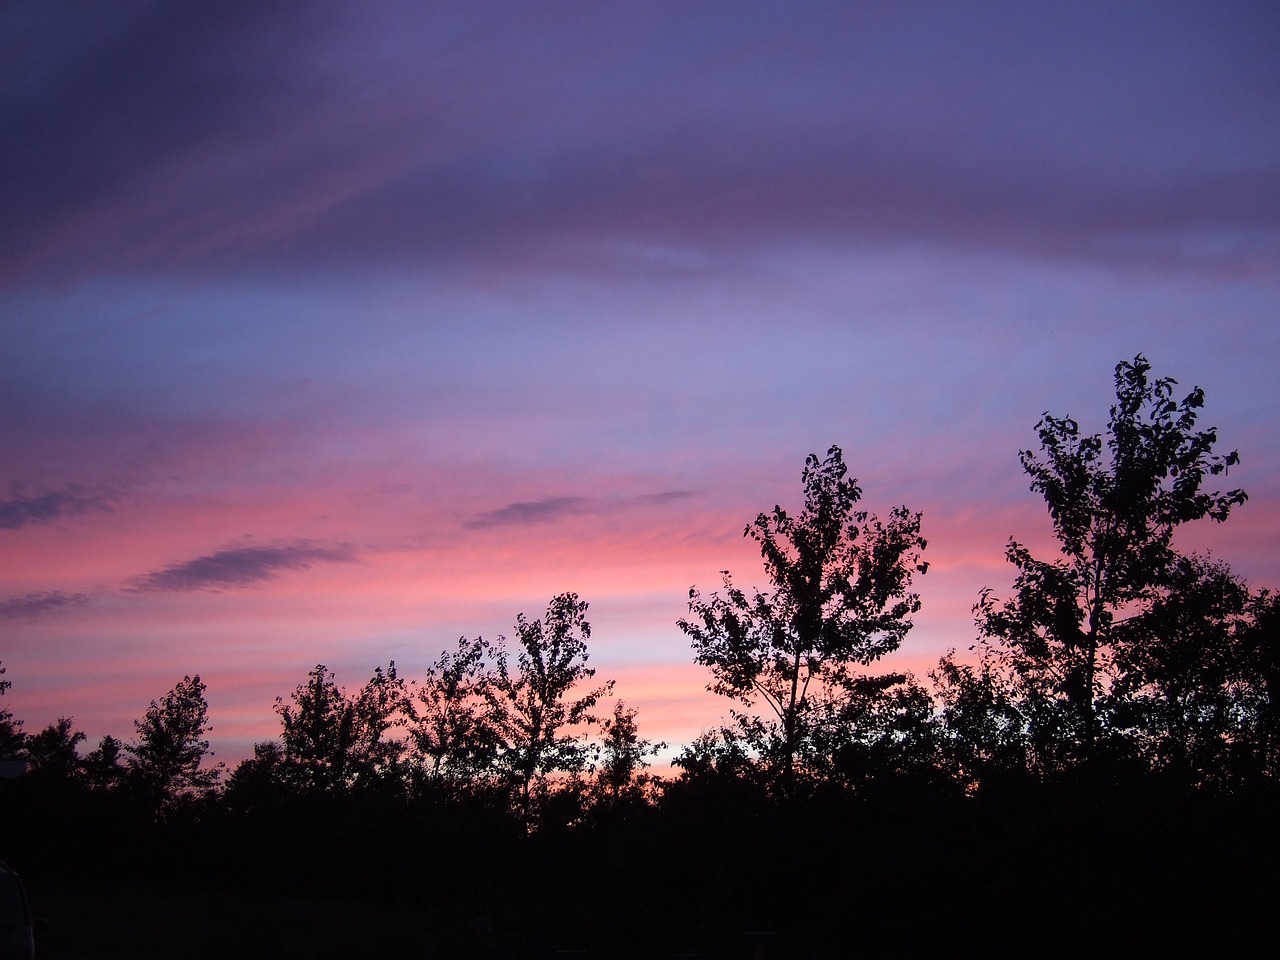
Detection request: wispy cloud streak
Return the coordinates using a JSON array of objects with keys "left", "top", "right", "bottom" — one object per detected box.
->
[
  {"left": 0, "top": 488, "right": 112, "bottom": 530},
  {"left": 468, "top": 497, "right": 587, "bottom": 529},
  {"left": 131, "top": 541, "right": 356, "bottom": 592},
  {"left": 634, "top": 492, "right": 696, "bottom": 507},
  {"left": 468, "top": 491, "right": 697, "bottom": 529},
  {"left": 0, "top": 591, "right": 89, "bottom": 621}
]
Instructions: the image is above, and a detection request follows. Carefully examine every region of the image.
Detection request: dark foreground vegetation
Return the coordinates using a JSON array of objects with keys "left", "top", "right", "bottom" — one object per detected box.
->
[{"left": 2, "top": 356, "right": 1277, "bottom": 958}]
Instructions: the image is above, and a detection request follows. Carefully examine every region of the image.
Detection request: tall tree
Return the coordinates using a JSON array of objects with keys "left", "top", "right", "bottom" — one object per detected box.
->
[
  {"left": 408, "top": 636, "right": 497, "bottom": 793},
  {"left": 1239, "top": 590, "right": 1280, "bottom": 781},
  {"left": 486, "top": 593, "right": 614, "bottom": 819},
  {"left": 931, "top": 648, "right": 1028, "bottom": 793},
  {"left": 275, "top": 665, "right": 354, "bottom": 793},
  {"left": 350, "top": 662, "right": 410, "bottom": 787},
  {"left": 678, "top": 445, "right": 928, "bottom": 794},
  {"left": 591, "top": 701, "right": 664, "bottom": 804},
  {"left": 0, "top": 661, "right": 22, "bottom": 759},
  {"left": 275, "top": 663, "right": 407, "bottom": 794},
  {"left": 24, "top": 717, "right": 86, "bottom": 781},
  {"left": 126, "top": 674, "right": 220, "bottom": 807},
  {"left": 83, "top": 735, "right": 127, "bottom": 792},
  {"left": 974, "top": 355, "right": 1247, "bottom": 772},
  {"left": 1108, "top": 555, "right": 1258, "bottom": 787},
  {"left": 223, "top": 740, "right": 287, "bottom": 812}
]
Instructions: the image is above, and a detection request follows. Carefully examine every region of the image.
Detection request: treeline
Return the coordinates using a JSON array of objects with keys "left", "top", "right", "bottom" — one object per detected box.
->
[
  {"left": 2, "top": 355, "right": 1278, "bottom": 958},
  {"left": 0, "top": 592, "right": 656, "bottom": 825}
]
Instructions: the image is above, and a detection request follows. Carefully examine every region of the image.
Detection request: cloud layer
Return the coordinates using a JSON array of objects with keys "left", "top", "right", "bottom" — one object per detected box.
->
[
  {"left": 0, "top": 488, "right": 111, "bottom": 530},
  {"left": 0, "top": 591, "right": 89, "bottom": 621},
  {"left": 3, "top": 2, "right": 1277, "bottom": 285},
  {"left": 131, "top": 542, "right": 357, "bottom": 592}
]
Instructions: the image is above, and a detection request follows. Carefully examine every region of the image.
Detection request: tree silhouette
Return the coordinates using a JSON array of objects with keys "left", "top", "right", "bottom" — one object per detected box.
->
[
  {"left": 274, "top": 662, "right": 407, "bottom": 794},
  {"left": 126, "top": 674, "right": 219, "bottom": 808},
  {"left": 1108, "top": 555, "right": 1249, "bottom": 785},
  {"left": 275, "top": 665, "right": 352, "bottom": 793},
  {"left": 0, "top": 661, "right": 22, "bottom": 759},
  {"left": 1239, "top": 590, "right": 1280, "bottom": 781},
  {"left": 223, "top": 739, "right": 287, "bottom": 812},
  {"left": 932, "top": 648, "right": 1028, "bottom": 792},
  {"left": 408, "top": 635, "right": 497, "bottom": 794},
  {"left": 350, "top": 662, "right": 410, "bottom": 788},
  {"left": 974, "top": 355, "right": 1247, "bottom": 773},
  {"left": 486, "top": 593, "right": 614, "bottom": 821},
  {"left": 24, "top": 717, "right": 86, "bottom": 781},
  {"left": 804, "top": 672, "right": 944, "bottom": 794},
  {"left": 82, "top": 734, "right": 127, "bottom": 792},
  {"left": 592, "top": 700, "right": 665, "bottom": 803},
  {"left": 678, "top": 445, "right": 928, "bottom": 795}
]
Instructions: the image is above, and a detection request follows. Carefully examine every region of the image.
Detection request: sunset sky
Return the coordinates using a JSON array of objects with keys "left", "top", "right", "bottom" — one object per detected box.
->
[{"left": 3, "top": 1, "right": 1278, "bottom": 766}]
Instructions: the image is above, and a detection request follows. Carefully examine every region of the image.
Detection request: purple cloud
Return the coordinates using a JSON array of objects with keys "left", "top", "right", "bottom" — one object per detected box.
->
[
  {"left": 0, "top": 487, "right": 112, "bottom": 530},
  {"left": 468, "top": 497, "right": 588, "bottom": 529},
  {"left": 131, "top": 541, "right": 356, "bottom": 592},
  {"left": 1, "top": 2, "right": 308, "bottom": 268},
  {"left": 634, "top": 491, "right": 696, "bottom": 507},
  {"left": 3, "top": 2, "right": 1275, "bottom": 285},
  {"left": 0, "top": 591, "right": 89, "bottom": 621},
  {"left": 468, "top": 491, "right": 696, "bottom": 529}
]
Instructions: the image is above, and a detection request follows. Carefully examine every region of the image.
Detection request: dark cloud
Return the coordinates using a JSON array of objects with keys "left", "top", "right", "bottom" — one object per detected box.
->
[
  {"left": 3, "top": 2, "right": 1276, "bottom": 284},
  {"left": 357, "top": 133, "right": 1279, "bottom": 275},
  {"left": 0, "top": 487, "right": 112, "bottom": 530},
  {"left": 468, "top": 497, "right": 587, "bottom": 529},
  {"left": 131, "top": 541, "right": 356, "bottom": 592},
  {"left": 634, "top": 491, "right": 696, "bottom": 507},
  {"left": 0, "top": 1, "right": 309, "bottom": 269},
  {"left": 468, "top": 491, "right": 696, "bottom": 529},
  {"left": 0, "top": 591, "right": 89, "bottom": 621}
]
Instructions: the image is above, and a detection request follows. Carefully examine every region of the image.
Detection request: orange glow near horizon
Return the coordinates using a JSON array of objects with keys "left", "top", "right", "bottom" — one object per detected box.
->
[{"left": 5, "top": 469, "right": 1276, "bottom": 769}]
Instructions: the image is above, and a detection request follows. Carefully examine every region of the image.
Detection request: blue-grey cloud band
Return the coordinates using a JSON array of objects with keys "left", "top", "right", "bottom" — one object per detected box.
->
[{"left": 129, "top": 542, "right": 356, "bottom": 592}]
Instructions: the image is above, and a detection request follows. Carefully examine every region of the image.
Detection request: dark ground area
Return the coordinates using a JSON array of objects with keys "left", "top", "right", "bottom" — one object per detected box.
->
[{"left": 7, "top": 783, "right": 1277, "bottom": 960}]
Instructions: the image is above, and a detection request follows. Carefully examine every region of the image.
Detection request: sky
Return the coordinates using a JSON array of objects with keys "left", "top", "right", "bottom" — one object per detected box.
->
[{"left": 2, "top": 0, "right": 1278, "bottom": 767}]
